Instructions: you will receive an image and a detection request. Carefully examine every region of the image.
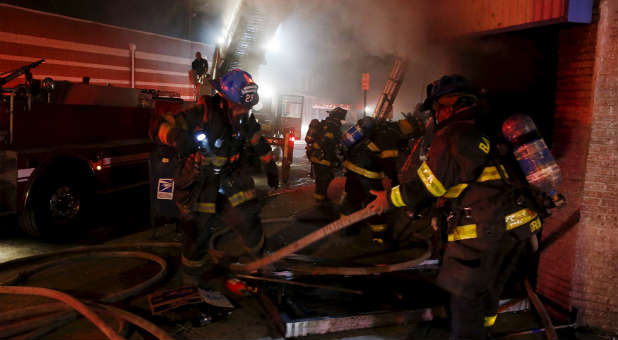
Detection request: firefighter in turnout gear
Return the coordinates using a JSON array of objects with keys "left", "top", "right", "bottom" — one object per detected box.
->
[
  {"left": 306, "top": 107, "right": 347, "bottom": 205},
  {"left": 153, "top": 69, "right": 278, "bottom": 287},
  {"left": 368, "top": 75, "right": 544, "bottom": 339},
  {"left": 340, "top": 114, "right": 425, "bottom": 244},
  {"left": 190, "top": 52, "right": 210, "bottom": 99}
]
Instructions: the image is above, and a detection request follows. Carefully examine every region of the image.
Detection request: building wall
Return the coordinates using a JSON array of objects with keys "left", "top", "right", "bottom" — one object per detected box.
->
[
  {"left": 537, "top": 0, "right": 617, "bottom": 332},
  {"left": 573, "top": 0, "right": 618, "bottom": 331},
  {"left": 0, "top": 4, "right": 212, "bottom": 101}
]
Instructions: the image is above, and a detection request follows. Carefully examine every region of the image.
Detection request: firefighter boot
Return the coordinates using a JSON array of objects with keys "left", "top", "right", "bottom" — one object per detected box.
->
[
  {"left": 181, "top": 254, "right": 215, "bottom": 289},
  {"left": 317, "top": 199, "right": 338, "bottom": 220}
]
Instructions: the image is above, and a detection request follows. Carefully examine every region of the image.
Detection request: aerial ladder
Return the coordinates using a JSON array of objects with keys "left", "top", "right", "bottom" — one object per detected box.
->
[{"left": 373, "top": 57, "right": 409, "bottom": 120}]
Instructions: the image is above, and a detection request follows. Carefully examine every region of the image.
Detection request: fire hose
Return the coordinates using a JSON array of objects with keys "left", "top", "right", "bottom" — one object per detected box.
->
[
  {"left": 210, "top": 206, "right": 429, "bottom": 275},
  {"left": 0, "top": 243, "right": 180, "bottom": 340},
  {"left": 0, "top": 286, "right": 123, "bottom": 340},
  {"left": 228, "top": 206, "right": 376, "bottom": 273}
]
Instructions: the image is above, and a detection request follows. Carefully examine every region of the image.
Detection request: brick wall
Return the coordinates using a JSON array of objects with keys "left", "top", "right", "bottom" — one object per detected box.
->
[
  {"left": 537, "top": 0, "right": 618, "bottom": 332},
  {"left": 536, "top": 3, "right": 597, "bottom": 315},
  {"left": 573, "top": 0, "right": 618, "bottom": 331}
]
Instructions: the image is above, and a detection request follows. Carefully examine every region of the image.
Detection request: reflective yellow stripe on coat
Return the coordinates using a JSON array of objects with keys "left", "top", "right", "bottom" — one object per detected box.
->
[
  {"left": 443, "top": 166, "right": 508, "bottom": 198},
  {"left": 505, "top": 209, "right": 539, "bottom": 231},
  {"left": 417, "top": 161, "right": 447, "bottom": 197},
  {"left": 343, "top": 161, "right": 384, "bottom": 179},
  {"left": 447, "top": 224, "right": 478, "bottom": 242},
  {"left": 228, "top": 190, "right": 256, "bottom": 207},
  {"left": 310, "top": 156, "right": 331, "bottom": 166},
  {"left": 197, "top": 202, "right": 215, "bottom": 214},
  {"left": 484, "top": 315, "right": 497, "bottom": 327},
  {"left": 390, "top": 185, "right": 406, "bottom": 207},
  {"left": 379, "top": 150, "right": 399, "bottom": 158}
]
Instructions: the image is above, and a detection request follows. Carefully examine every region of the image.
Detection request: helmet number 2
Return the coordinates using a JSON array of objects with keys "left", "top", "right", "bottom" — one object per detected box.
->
[{"left": 244, "top": 93, "right": 257, "bottom": 104}]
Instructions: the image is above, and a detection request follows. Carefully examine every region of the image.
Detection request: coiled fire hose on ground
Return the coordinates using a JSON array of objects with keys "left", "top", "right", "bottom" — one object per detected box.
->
[
  {"left": 0, "top": 286, "right": 123, "bottom": 340},
  {"left": 0, "top": 243, "right": 180, "bottom": 340},
  {"left": 0, "top": 206, "right": 415, "bottom": 339}
]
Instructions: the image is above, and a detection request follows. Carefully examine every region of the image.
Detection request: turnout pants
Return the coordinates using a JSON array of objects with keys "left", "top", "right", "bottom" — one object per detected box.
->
[
  {"left": 313, "top": 163, "right": 336, "bottom": 201},
  {"left": 436, "top": 229, "right": 529, "bottom": 339},
  {"left": 176, "top": 168, "right": 264, "bottom": 274},
  {"left": 340, "top": 171, "right": 388, "bottom": 242}
]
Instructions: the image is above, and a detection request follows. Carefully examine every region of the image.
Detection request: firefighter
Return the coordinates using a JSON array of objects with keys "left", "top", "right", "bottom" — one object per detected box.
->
[
  {"left": 191, "top": 52, "right": 209, "bottom": 80},
  {"left": 153, "top": 69, "right": 278, "bottom": 287},
  {"left": 190, "top": 52, "right": 209, "bottom": 98},
  {"left": 306, "top": 107, "right": 347, "bottom": 207},
  {"left": 340, "top": 114, "right": 425, "bottom": 244},
  {"left": 304, "top": 118, "right": 321, "bottom": 176},
  {"left": 368, "top": 75, "right": 543, "bottom": 339}
]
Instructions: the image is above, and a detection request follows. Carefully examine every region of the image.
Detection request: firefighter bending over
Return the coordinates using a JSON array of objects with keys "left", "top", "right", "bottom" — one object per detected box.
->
[
  {"left": 369, "top": 75, "right": 544, "bottom": 339},
  {"left": 305, "top": 107, "right": 347, "bottom": 208},
  {"left": 340, "top": 114, "right": 425, "bottom": 244},
  {"left": 153, "top": 69, "right": 278, "bottom": 287}
]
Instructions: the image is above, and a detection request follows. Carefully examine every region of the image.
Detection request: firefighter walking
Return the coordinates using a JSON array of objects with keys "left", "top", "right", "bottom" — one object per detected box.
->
[
  {"left": 340, "top": 115, "right": 424, "bottom": 244},
  {"left": 368, "top": 75, "right": 544, "bottom": 339},
  {"left": 305, "top": 107, "right": 347, "bottom": 208},
  {"left": 153, "top": 69, "right": 278, "bottom": 287}
]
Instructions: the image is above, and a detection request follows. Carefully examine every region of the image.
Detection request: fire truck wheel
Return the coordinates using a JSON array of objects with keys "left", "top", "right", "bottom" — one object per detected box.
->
[{"left": 22, "top": 167, "right": 94, "bottom": 239}]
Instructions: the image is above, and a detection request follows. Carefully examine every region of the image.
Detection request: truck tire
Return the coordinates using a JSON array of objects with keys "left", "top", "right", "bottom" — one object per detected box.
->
[{"left": 21, "top": 166, "right": 94, "bottom": 239}]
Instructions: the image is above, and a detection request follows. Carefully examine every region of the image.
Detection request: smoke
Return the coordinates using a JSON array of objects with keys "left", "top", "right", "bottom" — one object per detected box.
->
[
  {"left": 254, "top": 0, "right": 458, "bottom": 119},
  {"left": 220, "top": 0, "right": 555, "bottom": 124}
]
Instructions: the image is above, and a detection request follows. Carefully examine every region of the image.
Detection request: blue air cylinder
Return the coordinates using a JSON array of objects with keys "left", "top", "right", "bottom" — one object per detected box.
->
[
  {"left": 502, "top": 114, "right": 562, "bottom": 196},
  {"left": 342, "top": 124, "right": 364, "bottom": 147},
  {"left": 342, "top": 117, "right": 375, "bottom": 148}
]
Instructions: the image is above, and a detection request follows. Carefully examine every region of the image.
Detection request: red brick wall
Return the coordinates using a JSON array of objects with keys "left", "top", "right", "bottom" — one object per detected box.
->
[
  {"left": 537, "top": 0, "right": 618, "bottom": 332},
  {"left": 536, "top": 5, "right": 597, "bottom": 315},
  {"left": 573, "top": 0, "right": 618, "bottom": 331}
]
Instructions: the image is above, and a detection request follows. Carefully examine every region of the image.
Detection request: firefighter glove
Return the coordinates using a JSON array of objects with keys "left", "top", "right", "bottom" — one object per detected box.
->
[
  {"left": 265, "top": 161, "right": 279, "bottom": 189},
  {"left": 368, "top": 190, "right": 390, "bottom": 215}
]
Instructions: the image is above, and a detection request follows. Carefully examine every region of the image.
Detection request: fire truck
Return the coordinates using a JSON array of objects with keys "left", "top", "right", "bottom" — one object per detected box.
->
[
  {"left": 0, "top": 59, "right": 189, "bottom": 238},
  {"left": 0, "top": 59, "right": 295, "bottom": 238},
  {"left": 0, "top": 4, "right": 295, "bottom": 238}
]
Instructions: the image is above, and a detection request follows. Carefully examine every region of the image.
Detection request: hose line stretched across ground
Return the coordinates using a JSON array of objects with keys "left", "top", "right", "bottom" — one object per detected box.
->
[
  {"left": 230, "top": 206, "right": 377, "bottom": 273},
  {"left": 525, "top": 277, "right": 558, "bottom": 340}
]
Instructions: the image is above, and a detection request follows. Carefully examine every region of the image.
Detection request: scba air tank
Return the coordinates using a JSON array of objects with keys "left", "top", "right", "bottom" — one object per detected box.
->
[
  {"left": 342, "top": 124, "right": 364, "bottom": 147},
  {"left": 502, "top": 114, "right": 562, "bottom": 196},
  {"left": 342, "top": 117, "right": 375, "bottom": 148}
]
